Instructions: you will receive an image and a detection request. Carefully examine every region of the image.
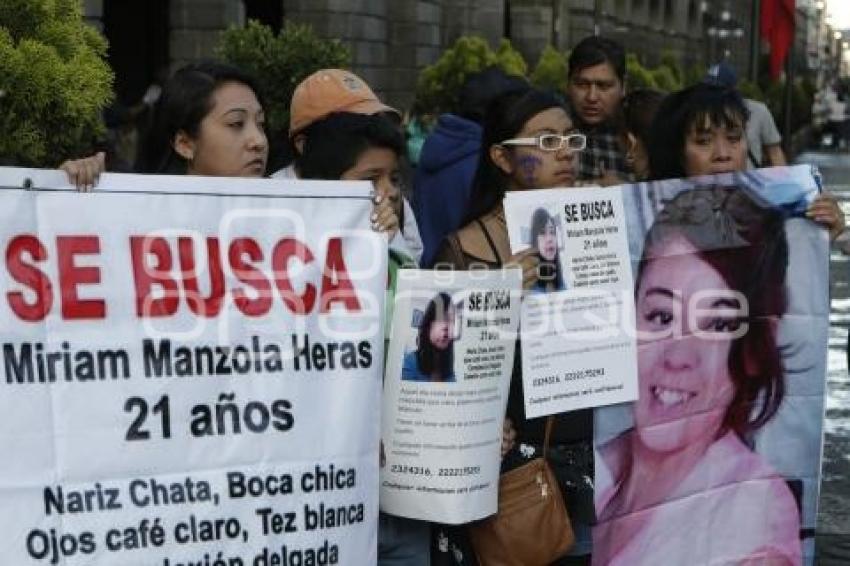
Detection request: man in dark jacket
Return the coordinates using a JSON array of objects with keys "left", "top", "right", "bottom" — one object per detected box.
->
[{"left": 413, "top": 68, "right": 526, "bottom": 267}]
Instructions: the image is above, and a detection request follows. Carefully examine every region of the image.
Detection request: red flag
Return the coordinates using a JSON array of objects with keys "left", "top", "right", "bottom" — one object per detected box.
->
[{"left": 761, "top": 0, "right": 796, "bottom": 80}]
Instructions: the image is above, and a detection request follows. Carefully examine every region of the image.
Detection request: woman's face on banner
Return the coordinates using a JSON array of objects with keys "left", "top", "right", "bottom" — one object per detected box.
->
[
  {"left": 683, "top": 114, "right": 747, "bottom": 177},
  {"left": 428, "top": 307, "right": 455, "bottom": 351},
  {"left": 537, "top": 218, "right": 559, "bottom": 261},
  {"left": 634, "top": 236, "right": 741, "bottom": 454}
]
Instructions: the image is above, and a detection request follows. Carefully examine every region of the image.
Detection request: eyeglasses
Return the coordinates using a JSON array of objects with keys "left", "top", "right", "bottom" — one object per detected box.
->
[{"left": 501, "top": 133, "right": 587, "bottom": 152}]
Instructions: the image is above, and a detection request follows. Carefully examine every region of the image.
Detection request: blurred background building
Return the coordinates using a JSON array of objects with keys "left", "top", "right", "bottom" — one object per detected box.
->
[{"left": 82, "top": 0, "right": 849, "bottom": 109}]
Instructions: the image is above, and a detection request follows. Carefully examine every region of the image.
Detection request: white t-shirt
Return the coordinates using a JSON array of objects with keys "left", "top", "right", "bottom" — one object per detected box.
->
[{"left": 745, "top": 99, "right": 782, "bottom": 169}]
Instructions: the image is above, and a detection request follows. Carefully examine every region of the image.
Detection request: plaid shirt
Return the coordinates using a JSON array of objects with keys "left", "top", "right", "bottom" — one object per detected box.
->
[{"left": 576, "top": 123, "right": 631, "bottom": 182}]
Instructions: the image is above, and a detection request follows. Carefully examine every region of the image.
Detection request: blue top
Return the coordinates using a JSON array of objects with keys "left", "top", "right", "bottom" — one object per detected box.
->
[
  {"left": 530, "top": 279, "right": 567, "bottom": 294},
  {"left": 413, "top": 114, "right": 482, "bottom": 267},
  {"left": 401, "top": 351, "right": 456, "bottom": 382}
]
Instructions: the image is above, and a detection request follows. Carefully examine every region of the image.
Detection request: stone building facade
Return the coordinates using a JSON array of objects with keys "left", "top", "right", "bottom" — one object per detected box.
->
[{"left": 84, "top": 0, "right": 760, "bottom": 110}]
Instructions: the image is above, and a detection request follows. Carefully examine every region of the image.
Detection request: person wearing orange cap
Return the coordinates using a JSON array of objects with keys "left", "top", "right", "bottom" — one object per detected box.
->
[
  {"left": 280, "top": 75, "right": 430, "bottom": 565},
  {"left": 271, "top": 69, "right": 423, "bottom": 263}
]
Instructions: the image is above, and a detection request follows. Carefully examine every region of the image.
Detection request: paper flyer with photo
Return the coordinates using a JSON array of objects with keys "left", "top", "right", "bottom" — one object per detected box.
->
[
  {"left": 380, "top": 269, "right": 521, "bottom": 524},
  {"left": 0, "top": 168, "right": 385, "bottom": 565},
  {"left": 593, "top": 165, "right": 827, "bottom": 566},
  {"left": 504, "top": 186, "right": 638, "bottom": 418}
]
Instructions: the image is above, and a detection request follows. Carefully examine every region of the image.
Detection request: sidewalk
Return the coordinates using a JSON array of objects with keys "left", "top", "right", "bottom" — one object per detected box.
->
[{"left": 796, "top": 151, "right": 850, "bottom": 565}]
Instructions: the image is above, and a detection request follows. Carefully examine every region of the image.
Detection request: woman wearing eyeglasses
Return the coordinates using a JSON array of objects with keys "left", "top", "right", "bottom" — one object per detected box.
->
[{"left": 431, "top": 88, "right": 593, "bottom": 566}]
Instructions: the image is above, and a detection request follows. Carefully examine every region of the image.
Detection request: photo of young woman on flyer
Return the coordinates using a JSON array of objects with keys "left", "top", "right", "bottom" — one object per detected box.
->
[
  {"left": 530, "top": 207, "right": 566, "bottom": 293},
  {"left": 402, "top": 292, "right": 457, "bottom": 383},
  {"left": 593, "top": 186, "right": 801, "bottom": 566}
]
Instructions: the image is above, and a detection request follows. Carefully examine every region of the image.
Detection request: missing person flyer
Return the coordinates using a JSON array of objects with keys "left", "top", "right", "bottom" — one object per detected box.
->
[
  {"left": 504, "top": 186, "right": 638, "bottom": 418},
  {"left": 380, "top": 269, "right": 521, "bottom": 524}
]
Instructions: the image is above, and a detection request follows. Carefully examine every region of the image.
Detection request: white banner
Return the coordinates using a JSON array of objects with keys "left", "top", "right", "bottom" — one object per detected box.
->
[
  {"left": 0, "top": 168, "right": 386, "bottom": 565},
  {"left": 593, "top": 166, "right": 827, "bottom": 565},
  {"left": 380, "top": 269, "right": 520, "bottom": 523},
  {"left": 504, "top": 187, "right": 638, "bottom": 418}
]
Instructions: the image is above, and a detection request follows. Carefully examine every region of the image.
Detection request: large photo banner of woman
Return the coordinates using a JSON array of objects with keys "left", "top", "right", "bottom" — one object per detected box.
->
[
  {"left": 594, "top": 165, "right": 828, "bottom": 566},
  {"left": 381, "top": 269, "right": 521, "bottom": 524}
]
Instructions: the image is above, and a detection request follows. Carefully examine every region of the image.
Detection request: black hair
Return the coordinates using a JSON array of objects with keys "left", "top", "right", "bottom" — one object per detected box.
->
[
  {"left": 457, "top": 66, "right": 528, "bottom": 124},
  {"left": 463, "top": 88, "right": 566, "bottom": 225},
  {"left": 568, "top": 36, "right": 626, "bottom": 82},
  {"left": 623, "top": 89, "right": 666, "bottom": 147},
  {"left": 647, "top": 82, "right": 749, "bottom": 181},
  {"left": 296, "top": 112, "right": 405, "bottom": 180},
  {"left": 136, "top": 61, "right": 266, "bottom": 174},
  {"left": 416, "top": 292, "right": 455, "bottom": 380}
]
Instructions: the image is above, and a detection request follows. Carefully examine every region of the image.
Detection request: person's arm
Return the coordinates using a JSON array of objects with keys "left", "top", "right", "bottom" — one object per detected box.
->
[{"left": 763, "top": 144, "right": 787, "bottom": 167}]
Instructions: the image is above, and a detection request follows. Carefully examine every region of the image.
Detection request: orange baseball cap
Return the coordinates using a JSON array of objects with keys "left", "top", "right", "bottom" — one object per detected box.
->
[{"left": 289, "top": 69, "right": 400, "bottom": 137}]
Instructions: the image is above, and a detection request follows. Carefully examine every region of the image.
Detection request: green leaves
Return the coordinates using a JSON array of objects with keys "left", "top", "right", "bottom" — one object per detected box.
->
[
  {"left": 415, "top": 36, "right": 528, "bottom": 116},
  {"left": 626, "top": 53, "right": 685, "bottom": 92},
  {"left": 0, "top": 0, "right": 113, "bottom": 166},
  {"left": 530, "top": 45, "right": 568, "bottom": 92},
  {"left": 217, "top": 21, "right": 351, "bottom": 138}
]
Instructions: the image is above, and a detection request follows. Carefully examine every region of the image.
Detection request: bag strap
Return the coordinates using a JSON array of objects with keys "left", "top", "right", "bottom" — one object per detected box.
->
[
  {"left": 444, "top": 233, "right": 469, "bottom": 269},
  {"left": 542, "top": 416, "right": 554, "bottom": 460},
  {"left": 475, "top": 218, "right": 504, "bottom": 266}
]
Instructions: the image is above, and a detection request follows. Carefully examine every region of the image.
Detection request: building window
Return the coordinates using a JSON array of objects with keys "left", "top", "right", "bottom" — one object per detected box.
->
[
  {"left": 243, "top": 0, "right": 282, "bottom": 32},
  {"left": 633, "top": 0, "right": 646, "bottom": 23},
  {"left": 616, "top": 0, "right": 627, "bottom": 17},
  {"left": 102, "top": 0, "right": 169, "bottom": 106},
  {"left": 650, "top": 0, "right": 661, "bottom": 21},
  {"left": 688, "top": 0, "right": 699, "bottom": 26},
  {"left": 665, "top": 0, "right": 674, "bottom": 27}
]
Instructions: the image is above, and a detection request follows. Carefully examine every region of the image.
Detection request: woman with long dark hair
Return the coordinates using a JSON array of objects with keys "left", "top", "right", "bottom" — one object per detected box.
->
[
  {"left": 529, "top": 207, "right": 566, "bottom": 292},
  {"left": 594, "top": 186, "right": 801, "bottom": 565},
  {"left": 432, "top": 87, "right": 592, "bottom": 565},
  {"left": 61, "top": 61, "right": 268, "bottom": 185},
  {"left": 402, "top": 292, "right": 456, "bottom": 382}
]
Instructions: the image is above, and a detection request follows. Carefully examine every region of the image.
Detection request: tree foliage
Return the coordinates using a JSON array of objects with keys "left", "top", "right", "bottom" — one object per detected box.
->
[
  {"left": 626, "top": 54, "right": 658, "bottom": 90},
  {"left": 530, "top": 45, "right": 568, "bottom": 92},
  {"left": 218, "top": 20, "right": 351, "bottom": 137},
  {"left": 0, "top": 0, "right": 113, "bottom": 166},
  {"left": 415, "top": 36, "right": 527, "bottom": 115}
]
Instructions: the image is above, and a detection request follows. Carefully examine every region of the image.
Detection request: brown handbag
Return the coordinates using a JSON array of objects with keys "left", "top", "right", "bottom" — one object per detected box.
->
[{"left": 468, "top": 417, "right": 575, "bottom": 566}]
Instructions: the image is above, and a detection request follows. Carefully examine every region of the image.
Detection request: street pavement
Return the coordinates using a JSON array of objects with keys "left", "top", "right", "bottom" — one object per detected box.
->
[{"left": 795, "top": 150, "right": 850, "bottom": 564}]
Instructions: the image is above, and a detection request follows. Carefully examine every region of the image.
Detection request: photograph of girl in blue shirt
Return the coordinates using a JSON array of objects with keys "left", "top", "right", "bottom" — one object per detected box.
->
[
  {"left": 401, "top": 292, "right": 457, "bottom": 382},
  {"left": 531, "top": 207, "right": 567, "bottom": 293}
]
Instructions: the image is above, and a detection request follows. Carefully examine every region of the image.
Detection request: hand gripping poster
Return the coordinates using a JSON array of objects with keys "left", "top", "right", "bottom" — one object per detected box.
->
[
  {"left": 0, "top": 168, "right": 386, "bottom": 565},
  {"left": 593, "top": 166, "right": 828, "bottom": 566},
  {"left": 380, "top": 269, "right": 521, "bottom": 523},
  {"left": 503, "top": 186, "right": 639, "bottom": 418}
]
